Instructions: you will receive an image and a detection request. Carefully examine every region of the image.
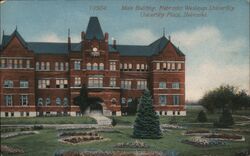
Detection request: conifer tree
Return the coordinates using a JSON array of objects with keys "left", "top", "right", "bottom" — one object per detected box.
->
[
  {"left": 133, "top": 89, "right": 162, "bottom": 139},
  {"left": 197, "top": 110, "right": 207, "bottom": 122}
]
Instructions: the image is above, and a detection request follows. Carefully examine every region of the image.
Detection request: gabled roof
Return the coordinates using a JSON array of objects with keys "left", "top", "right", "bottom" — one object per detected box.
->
[
  {"left": 1, "top": 29, "right": 27, "bottom": 48},
  {"left": 85, "top": 17, "right": 104, "bottom": 40},
  {"left": 27, "top": 42, "right": 69, "bottom": 54}
]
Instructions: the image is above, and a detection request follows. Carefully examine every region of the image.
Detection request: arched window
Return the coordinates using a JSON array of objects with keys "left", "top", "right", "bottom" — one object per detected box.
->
[
  {"left": 93, "top": 63, "right": 98, "bottom": 70},
  {"left": 38, "top": 98, "right": 43, "bottom": 105},
  {"left": 46, "top": 97, "right": 51, "bottom": 105},
  {"left": 41, "top": 62, "right": 45, "bottom": 70},
  {"left": 99, "top": 63, "right": 104, "bottom": 70},
  {"left": 87, "top": 63, "right": 91, "bottom": 70},
  {"left": 56, "top": 97, "right": 61, "bottom": 105},
  {"left": 63, "top": 97, "right": 68, "bottom": 106},
  {"left": 121, "top": 97, "right": 126, "bottom": 105},
  {"left": 141, "top": 64, "right": 145, "bottom": 71},
  {"left": 36, "top": 62, "right": 39, "bottom": 70},
  {"left": 124, "top": 63, "right": 127, "bottom": 70},
  {"left": 111, "top": 98, "right": 117, "bottom": 104},
  {"left": 46, "top": 62, "right": 50, "bottom": 71}
]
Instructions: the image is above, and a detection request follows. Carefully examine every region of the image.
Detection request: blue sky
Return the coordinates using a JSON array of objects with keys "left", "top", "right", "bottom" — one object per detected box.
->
[{"left": 0, "top": 0, "right": 249, "bottom": 101}]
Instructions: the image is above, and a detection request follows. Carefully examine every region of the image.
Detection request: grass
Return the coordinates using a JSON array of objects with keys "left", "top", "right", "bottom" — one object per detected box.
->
[
  {"left": 1, "top": 126, "right": 250, "bottom": 156},
  {"left": 0, "top": 116, "right": 96, "bottom": 125}
]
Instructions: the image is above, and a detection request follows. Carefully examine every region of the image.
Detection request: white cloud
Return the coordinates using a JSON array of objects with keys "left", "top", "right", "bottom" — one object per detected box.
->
[
  {"left": 171, "top": 25, "right": 249, "bottom": 101},
  {"left": 117, "top": 28, "right": 158, "bottom": 45},
  {"left": 33, "top": 33, "right": 80, "bottom": 43}
]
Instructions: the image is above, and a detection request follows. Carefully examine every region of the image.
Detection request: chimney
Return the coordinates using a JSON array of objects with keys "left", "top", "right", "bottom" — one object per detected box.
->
[
  {"left": 68, "top": 29, "right": 71, "bottom": 51},
  {"left": 168, "top": 35, "right": 171, "bottom": 41},
  {"left": 81, "top": 31, "right": 85, "bottom": 41},
  {"left": 104, "top": 32, "right": 109, "bottom": 42},
  {"left": 113, "top": 39, "right": 116, "bottom": 49}
]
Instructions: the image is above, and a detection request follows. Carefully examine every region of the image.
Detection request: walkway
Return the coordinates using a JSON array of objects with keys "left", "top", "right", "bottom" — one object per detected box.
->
[{"left": 88, "top": 113, "right": 112, "bottom": 126}]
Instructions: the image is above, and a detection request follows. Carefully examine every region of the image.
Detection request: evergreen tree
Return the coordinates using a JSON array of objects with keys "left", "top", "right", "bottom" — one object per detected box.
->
[
  {"left": 133, "top": 89, "right": 162, "bottom": 139},
  {"left": 74, "top": 84, "right": 89, "bottom": 114},
  {"left": 214, "top": 109, "right": 234, "bottom": 128},
  {"left": 197, "top": 110, "right": 207, "bottom": 122}
]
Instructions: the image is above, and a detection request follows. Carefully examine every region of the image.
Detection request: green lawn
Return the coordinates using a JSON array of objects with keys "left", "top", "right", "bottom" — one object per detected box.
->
[
  {"left": 0, "top": 116, "right": 96, "bottom": 125},
  {"left": 1, "top": 126, "right": 250, "bottom": 156}
]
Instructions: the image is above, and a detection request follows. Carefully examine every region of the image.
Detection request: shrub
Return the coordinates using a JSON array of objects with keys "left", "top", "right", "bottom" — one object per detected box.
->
[
  {"left": 169, "top": 116, "right": 178, "bottom": 124},
  {"left": 197, "top": 110, "right": 207, "bottom": 122},
  {"left": 214, "top": 109, "right": 234, "bottom": 128},
  {"left": 33, "top": 125, "right": 43, "bottom": 130},
  {"left": 111, "top": 118, "right": 117, "bottom": 127}
]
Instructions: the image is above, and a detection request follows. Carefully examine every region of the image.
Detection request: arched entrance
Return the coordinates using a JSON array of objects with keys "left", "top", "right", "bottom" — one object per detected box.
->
[{"left": 85, "top": 97, "right": 104, "bottom": 115}]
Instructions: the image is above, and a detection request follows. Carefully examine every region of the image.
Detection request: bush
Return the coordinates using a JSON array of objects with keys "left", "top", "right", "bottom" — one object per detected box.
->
[
  {"left": 111, "top": 118, "right": 117, "bottom": 127},
  {"left": 197, "top": 110, "right": 207, "bottom": 122},
  {"left": 169, "top": 116, "right": 178, "bottom": 124},
  {"left": 33, "top": 125, "right": 43, "bottom": 130},
  {"left": 214, "top": 109, "right": 234, "bottom": 128}
]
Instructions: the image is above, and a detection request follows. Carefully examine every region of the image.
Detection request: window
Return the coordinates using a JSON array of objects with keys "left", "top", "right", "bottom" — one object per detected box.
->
[
  {"left": 159, "top": 95, "right": 167, "bottom": 105},
  {"left": 156, "top": 62, "right": 160, "bottom": 70},
  {"left": 38, "top": 80, "right": 50, "bottom": 88},
  {"left": 38, "top": 98, "right": 43, "bottom": 105},
  {"left": 128, "top": 63, "right": 132, "bottom": 71},
  {"left": 65, "top": 62, "right": 69, "bottom": 71},
  {"left": 7, "top": 59, "right": 12, "bottom": 68},
  {"left": 136, "top": 64, "right": 140, "bottom": 71},
  {"left": 146, "top": 64, "right": 148, "bottom": 71},
  {"left": 88, "top": 75, "right": 103, "bottom": 88},
  {"left": 167, "top": 63, "right": 171, "bottom": 70},
  {"left": 20, "top": 95, "right": 28, "bottom": 106},
  {"left": 99, "top": 63, "right": 104, "bottom": 70},
  {"left": 74, "top": 61, "right": 81, "bottom": 70},
  {"left": 93, "top": 63, "right": 98, "bottom": 70},
  {"left": 36, "top": 62, "right": 39, "bottom": 70},
  {"left": 111, "top": 98, "right": 117, "bottom": 104},
  {"left": 56, "top": 97, "right": 61, "bottom": 105},
  {"left": 4, "top": 95, "right": 13, "bottom": 106},
  {"left": 121, "top": 80, "right": 131, "bottom": 89},
  {"left": 46, "top": 98, "right": 51, "bottom": 105},
  {"left": 120, "top": 63, "right": 123, "bottom": 70},
  {"left": 87, "top": 63, "right": 91, "bottom": 70},
  {"left": 74, "top": 77, "right": 81, "bottom": 87},
  {"left": 56, "top": 79, "right": 68, "bottom": 88},
  {"left": 137, "top": 80, "right": 147, "bottom": 90},
  {"left": 14, "top": 59, "right": 18, "bottom": 68},
  {"left": 121, "top": 97, "right": 126, "bottom": 105},
  {"left": 172, "top": 82, "right": 180, "bottom": 89},
  {"left": 41, "top": 62, "right": 45, "bottom": 70},
  {"left": 4, "top": 80, "right": 13, "bottom": 88},
  {"left": 46, "top": 62, "right": 50, "bottom": 70},
  {"left": 141, "top": 64, "right": 145, "bottom": 71},
  {"left": 20, "top": 80, "right": 29, "bottom": 88},
  {"left": 1, "top": 59, "right": 5, "bottom": 68},
  {"left": 19, "top": 60, "right": 23, "bottom": 68},
  {"left": 159, "top": 82, "right": 166, "bottom": 88},
  {"left": 163, "top": 63, "right": 167, "bottom": 70},
  {"left": 60, "top": 62, "right": 64, "bottom": 71},
  {"left": 110, "top": 77, "right": 116, "bottom": 87},
  {"left": 177, "top": 63, "right": 182, "bottom": 70},
  {"left": 127, "top": 98, "right": 133, "bottom": 103},
  {"left": 173, "top": 95, "right": 180, "bottom": 105},
  {"left": 171, "top": 63, "right": 175, "bottom": 70},
  {"left": 63, "top": 97, "right": 68, "bottom": 106},
  {"left": 109, "top": 62, "right": 116, "bottom": 71},
  {"left": 26, "top": 60, "right": 30, "bottom": 68},
  {"left": 55, "top": 62, "right": 59, "bottom": 71},
  {"left": 124, "top": 63, "right": 127, "bottom": 71},
  {"left": 5, "top": 112, "right": 8, "bottom": 117}
]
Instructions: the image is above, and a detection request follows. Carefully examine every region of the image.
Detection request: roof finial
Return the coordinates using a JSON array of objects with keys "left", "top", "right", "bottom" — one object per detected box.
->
[
  {"left": 15, "top": 25, "right": 18, "bottom": 31},
  {"left": 163, "top": 27, "right": 165, "bottom": 37},
  {"left": 3, "top": 30, "right": 4, "bottom": 35}
]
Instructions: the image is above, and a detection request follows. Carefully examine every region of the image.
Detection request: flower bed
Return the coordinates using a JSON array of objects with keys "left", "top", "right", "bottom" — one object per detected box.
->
[
  {"left": 204, "top": 133, "right": 244, "bottom": 141},
  {"left": 55, "top": 151, "right": 164, "bottom": 156},
  {"left": 0, "top": 145, "right": 24, "bottom": 154},
  {"left": 59, "top": 131, "right": 108, "bottom": 145},
  {"left": 114, "top": 140, "right": 149, "bottom": 148},
  {"left": 1, "top": 131, "right": 39, "bottom": 139},
  {"left": 184, "top": 129, "right": 211, "bottom": 136},
  {"left": 182, "top": 136, "right": 224, "bottom": 147}
]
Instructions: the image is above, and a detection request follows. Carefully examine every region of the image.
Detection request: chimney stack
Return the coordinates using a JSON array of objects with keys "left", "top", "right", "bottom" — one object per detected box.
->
[
  {"left": 68, "top": 29, "right": 71, "bottom": 51},
  {"left": 104, "top": 32, "right": 109, "bottom": 42},
  {"left": 81, "top": 31, "right": 85, "bottom": 41},
  {"left": 113, "top": 39, "right": 116, "bottom": 49}
]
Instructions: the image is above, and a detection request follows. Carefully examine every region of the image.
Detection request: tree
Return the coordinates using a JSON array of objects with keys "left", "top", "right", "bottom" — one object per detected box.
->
[
  {"left": 197, "top": 110, "right": 207, "bottom": 122},
  {"left": 214, "top": 109, "right": 234, "bottom": 128},
  {"left": 111, "top": 117, "right": 117, "bottom": 127},
  {"left": 74, "top": 84, "right": 89, "bottom": 114},
  {"left": 199, "top": 85, "right": 241, "bottom": 113},
  {"left": 133, "top": 90, "right": 162, "bottom": 139}
]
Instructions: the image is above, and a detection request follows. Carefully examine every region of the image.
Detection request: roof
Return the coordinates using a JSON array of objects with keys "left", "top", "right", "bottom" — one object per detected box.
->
[
  {"left": 85, "top": 16, "right": 104, "bottom": 40},
  {"left": 1, "top": 29, "right": 27, "bottom": 48},
  {"left": 27, "top": 42, "right": 69, "bottom": 54}
]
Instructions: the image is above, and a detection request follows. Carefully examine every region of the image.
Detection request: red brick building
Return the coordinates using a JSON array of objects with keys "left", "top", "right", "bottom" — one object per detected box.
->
[{"left": 0, "top": 17, "right": 186, "bottom": 117}]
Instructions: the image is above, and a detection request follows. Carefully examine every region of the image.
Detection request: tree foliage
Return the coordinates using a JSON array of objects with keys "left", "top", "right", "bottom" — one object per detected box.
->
[
  {"left": 214, "top": 109, "right": 234, "bottom": 128},
  {"left": 197, "top": 110, "right": 207, "bottom": 122},
  {"left": 199, "top": 85, "right": 250, "bottom": 113},
  {"left": 133, "top": 90, "right": 162, "bottom": 139}
]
